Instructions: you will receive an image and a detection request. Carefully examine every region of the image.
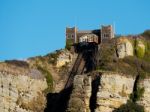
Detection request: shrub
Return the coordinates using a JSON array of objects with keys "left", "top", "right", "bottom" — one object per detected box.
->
[
  {"left": 37, "top": 66, "right": 53, "bottom": 93},
  {"left": 66, "top": 39, "right": 73, "bottom": 50},
  {"left": 130, "top": 87, "right": 145, "bottom": 102},
  {"left": 113, "top": 100, "right": 144, "bottom": 112},
  {"left": 135, "top": 39, "right": 145, "bottom": 58},
  {"left": 136, "top": 46, "right": 145, "bottom": 58},
  {"left": 67, "top": 98, "right": 84, "bottom": 112},
  {"left": 143, "top": 40, "right": 150, "bottom": 62},
  {"left": 45, "top": 51, "right": 60, "bottom": 65},
  {"left": 142, "top": 30, "right": 150, "bottom": 39}
]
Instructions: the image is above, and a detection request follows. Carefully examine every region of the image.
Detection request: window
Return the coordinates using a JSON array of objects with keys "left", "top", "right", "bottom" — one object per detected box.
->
[{"left": 72, "top": 34, "right": 74, "bottom": 38}]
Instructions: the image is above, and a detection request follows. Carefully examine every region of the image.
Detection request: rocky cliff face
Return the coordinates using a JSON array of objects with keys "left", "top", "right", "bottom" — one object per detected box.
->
[
  {"left": 0, "top": 35, "right": 149, "bottom": 112},
  {"left": 137, "top": 79, "right": 150, "bottom": 112},
  {"left": 0, "top": 63, "right": 47, "bottom": 112},
  {"left": 96, "top": 72, "right": 135, "bottom": 112},
  {"left": 116, "top": 37, "right": 134, "bottom": 58},
  {"left": 67, "top": 75, "right": 92, "bottom": 112},
  {"left": 67, "top": 72, "right": 150, "bottom": 112}
]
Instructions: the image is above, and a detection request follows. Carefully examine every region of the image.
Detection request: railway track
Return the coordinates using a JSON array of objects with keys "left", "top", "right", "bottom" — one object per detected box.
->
[
  {"left": 64, "top": 52, "right": 85, "bottom": 88},
  {"left": 48, "top": 43, "right": 98, "bottom": 112}
]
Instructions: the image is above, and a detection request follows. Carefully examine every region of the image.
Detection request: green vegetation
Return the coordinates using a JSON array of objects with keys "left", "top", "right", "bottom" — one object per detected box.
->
[
  {"left": 114, "top": 75, "right": 145, "bottom": 112},
  {"left": 135, "top": 39, "right": 145, "bottom": 58},
  {"left": 142, "top": 30, "right": 150, "bottom": 39},
  {"left": 67, "top": 98, "right": 84, "bottom": 112},
  {"left": 141, "top": 30, "right": 150, "bottom": 61},
  {"left": 45, "top": 51, "right": 60, "bottom": 65},
  {"left": 113, "top": 100, "right": 144, "bottom": 112},
  {"left": 37, "top": 66, "right": 53, "bottom": 93},
  {"left": 130, "top": 87, "right": 145, "bottom": 102},
  {"left": 97, "top": 42, "right": 118, "bottom": 71},
  {"left": 143, "top": 40, "right": 150, "bottom": 61},
  {"left": 65, "top": 39, "right": 73, "bottom": 50},
  {"left": 97, "top": 39, "right": 150, "bottom": 78}
]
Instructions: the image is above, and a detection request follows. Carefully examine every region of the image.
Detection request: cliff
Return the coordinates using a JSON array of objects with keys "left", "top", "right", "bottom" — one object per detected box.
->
[
  {"left": 0, "top": 49, "right": 74, "bottom": 112},
  {"left": 137, "top": 78, "right": 150, "bottom": 112},
  {"left": 0, "top": 30, "right": 150, "bottom": 112},
  {"left": 0, "top": 63, "right": 47, "bottom": 112},
  {"left": 68, "top": 32, "right": 150, "bottom": 112},
  {"left": 68, "top": 72, "right": 150, "bottom": 112}
]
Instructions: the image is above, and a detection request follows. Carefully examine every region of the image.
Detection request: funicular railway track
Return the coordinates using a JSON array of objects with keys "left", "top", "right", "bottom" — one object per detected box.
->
[
  {"left": 65, "top": 52, "right": 85, "bottom": 88},
  {"left": 49, "top": 43, "right": 98, "bottom": 112},
  {"left": 50, "top": 52, "right": 86, "bottom": 112}
]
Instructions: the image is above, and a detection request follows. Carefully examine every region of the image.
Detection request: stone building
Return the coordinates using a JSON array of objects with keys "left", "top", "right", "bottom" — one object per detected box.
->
[
  {"left": 101, "top": 25, "right": 114, "bottom": 42},
  {"left": 66, "top": 25, "right": 114, "bottom": 45}
]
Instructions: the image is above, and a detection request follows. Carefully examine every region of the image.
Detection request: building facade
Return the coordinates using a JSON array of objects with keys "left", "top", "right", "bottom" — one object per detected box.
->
[{"left": 66, "top": 25, "right": 114, "bottom": 46}]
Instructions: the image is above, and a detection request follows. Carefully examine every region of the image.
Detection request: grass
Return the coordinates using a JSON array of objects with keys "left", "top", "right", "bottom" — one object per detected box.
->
[
  {"left": 37, "top": 66, "right": 53, "bottom": 93},
  {"left": 97, "top": 38, "right": 150, "bottom": 78},
  {"left": 135, "top": 39, "right": 146, "bottom": 58}
]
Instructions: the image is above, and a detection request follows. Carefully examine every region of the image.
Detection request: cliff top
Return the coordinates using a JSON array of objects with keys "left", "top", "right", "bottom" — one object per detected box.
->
[{"left": 0, "top": 61, "right": 45, "bottom": 79}]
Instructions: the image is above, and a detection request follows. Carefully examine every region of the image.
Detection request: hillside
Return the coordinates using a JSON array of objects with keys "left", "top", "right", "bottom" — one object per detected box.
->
[{"left": 0, "top": 30, "right": 150, "bottom": 112}]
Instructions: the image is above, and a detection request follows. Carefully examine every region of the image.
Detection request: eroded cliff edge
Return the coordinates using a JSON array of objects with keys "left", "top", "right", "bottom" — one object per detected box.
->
[
  {"left": 0, "top": 63, "right": 48, "bottom": 112},
  {"left": 67, "top": 31, "right": 150, "bottom": 112},
  {"left": 0, "top": 30, "right": 150, "bottom": 112},
  {"left": 68, "top": 72, "right": 150, "bottom": 112},
  {"left": 0, "top": 49, "right": 74, "bottom": 112}
]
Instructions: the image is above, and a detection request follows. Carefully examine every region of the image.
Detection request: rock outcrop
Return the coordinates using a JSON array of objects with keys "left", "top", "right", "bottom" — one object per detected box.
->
[
  {"left": 0, "top": 63, "right": 47, "bottom": 112},
  {"left": 137, "top": 78, "right": 150, "bottom": 112},
  {"left": 67, "top": 75, "right": 92, "bottom": 112},
  {"left": 117, "top": 37, "right": 134, "bottom": 58},
  {"left": 56, "top": 49, "right": 73, "bottom": 68},
  {"left": 68, "top": 72, "right": 136, "bottom": 112},
  {"left": 96, "top": 72, "right": 135, "bottom": 112}
]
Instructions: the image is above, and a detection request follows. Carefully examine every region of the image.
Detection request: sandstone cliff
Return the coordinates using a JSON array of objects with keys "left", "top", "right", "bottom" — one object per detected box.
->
[
  {"left": 95, "top": 73, "right": 135, "bottom": 112},
  {"left": 137, "top": 78, "right": 150, "bottom": 112},
  {"left": 0, "top": 31, "right": 150, "bottom": 112},
  {"left": 68, "top": 72, "right": 148, "bottom": 112},
  {"left": 0, "top": 63, "right": 47, "bottom": 112},
  {"left": 116, "top": 37, "right": 134, "bottom": 58}
]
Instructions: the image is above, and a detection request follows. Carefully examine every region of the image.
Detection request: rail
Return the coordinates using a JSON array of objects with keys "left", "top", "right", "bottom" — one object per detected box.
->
[{"left": 64, "top": 52, "right": 85, "bottom": 88}]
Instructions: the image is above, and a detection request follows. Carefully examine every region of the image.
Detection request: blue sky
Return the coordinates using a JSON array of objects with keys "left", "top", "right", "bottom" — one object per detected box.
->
[{"left": 0, "top": 0, "right": 150, "bottom": 60}]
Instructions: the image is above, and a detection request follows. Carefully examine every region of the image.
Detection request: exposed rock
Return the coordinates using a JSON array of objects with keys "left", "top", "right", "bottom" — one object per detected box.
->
[
  {"left": 27, "top": 49, "right": 75, "bottom": 93},
  {"left": 56, "top": 49, "right": 73, "bottom": 68},
  {"left": 96, "top": 73, "right": 135, "bottom": 112},
  {"left": 0, "top": 65, "right": 47, "bottom": 112},
  {"left": 67, "top": 75, "right": 92, "bottom": 112},
  {"left": 137, "top": 78, "right": 150, "bottom": 112},
  {"left": 117, "top": 37, "right": 134, "bottom": 58},
  {"left": 68, "top": 72, "right": 136, "bottom": 112}
]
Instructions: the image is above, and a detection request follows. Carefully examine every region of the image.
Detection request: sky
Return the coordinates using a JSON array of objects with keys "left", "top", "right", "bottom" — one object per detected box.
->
[{"left": 0, "top": 0, "right": 150, "bottom": 61}]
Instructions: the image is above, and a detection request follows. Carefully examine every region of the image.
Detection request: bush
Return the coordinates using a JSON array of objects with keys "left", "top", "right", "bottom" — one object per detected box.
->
[
  {"left": 45, "top": 51, "right": 60, "bottom": 65},
  {"left": 135, "top": 39, "right": 145, "bottom": 58},
  {"left": 113, "top": 100, "right": 144, "bottom": 112},
  {"left": 66, "top": 39, "right": 73, "bottom": 50},
  {"left": 143, "top": 40, "right": 150, "bottom": 62},
  {"left": 142, "top": 30, "right": 150, "bottom": 39},
  {"left": 67, "top": 98, "right": 84, "bottom": 112},
  {"left": 37, "top": 66, "right": 53, "bottom": 93},
  {"left": 136, "top": 46, "right": 145, "bottom": 58},
  {"left": 130, "top": 87, "right": 145, "bottom": 102}
]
